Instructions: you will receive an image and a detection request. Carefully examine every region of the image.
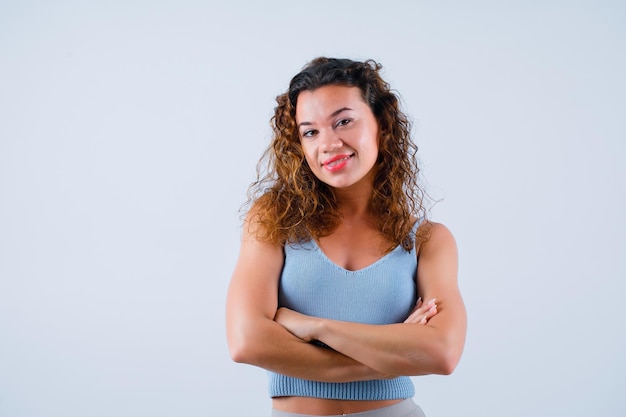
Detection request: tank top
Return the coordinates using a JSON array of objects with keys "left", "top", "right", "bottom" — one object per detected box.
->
[{"left": 268, "top": 222, "right": 419, "bottom": 400}]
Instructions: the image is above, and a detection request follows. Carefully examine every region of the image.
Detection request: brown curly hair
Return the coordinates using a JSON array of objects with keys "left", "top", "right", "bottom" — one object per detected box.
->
[{"left": 245, "top": 57, "right": 428, "bottom": 251}]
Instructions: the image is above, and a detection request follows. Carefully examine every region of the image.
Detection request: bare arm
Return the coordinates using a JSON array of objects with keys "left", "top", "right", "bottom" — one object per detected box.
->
[
  {"left": 225, "top": 212, "right": 393, "bottom": 382},
  {"left": 274, "top": 222, "right": 467, "bottom": 376}
]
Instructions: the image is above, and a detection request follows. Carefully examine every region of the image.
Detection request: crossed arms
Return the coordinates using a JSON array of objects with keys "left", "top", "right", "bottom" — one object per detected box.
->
[{"left": 226, "top": 219, "right": 466, "bottom": 382}]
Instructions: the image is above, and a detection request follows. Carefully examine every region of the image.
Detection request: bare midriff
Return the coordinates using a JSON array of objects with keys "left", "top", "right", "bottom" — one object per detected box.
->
[{"left": 272, "top": 397, "right": 403, "bottom": 415}]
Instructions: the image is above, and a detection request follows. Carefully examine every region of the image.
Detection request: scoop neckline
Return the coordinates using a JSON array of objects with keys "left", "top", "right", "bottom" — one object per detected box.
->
[{"left": 309, "top": 238, "right": 407, "bottom": 273}]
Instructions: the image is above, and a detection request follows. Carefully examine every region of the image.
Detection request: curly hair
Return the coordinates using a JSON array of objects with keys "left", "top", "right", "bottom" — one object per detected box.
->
[{"left": 245, "top": 57, "right": 428, "bottom": 251}]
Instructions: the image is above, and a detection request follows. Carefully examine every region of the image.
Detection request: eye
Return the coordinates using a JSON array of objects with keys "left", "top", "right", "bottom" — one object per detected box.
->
[
  {"left": 335, "top": 118, "right": 352, "bottom": 128},
  {"left": 301, "top": 129, "right": 317, "bottom": 138}
]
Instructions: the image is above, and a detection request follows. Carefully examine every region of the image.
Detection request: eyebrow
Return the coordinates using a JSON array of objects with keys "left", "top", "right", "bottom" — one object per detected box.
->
[{"left": 297, "top": 107, "right": 353, "bottom": 130}]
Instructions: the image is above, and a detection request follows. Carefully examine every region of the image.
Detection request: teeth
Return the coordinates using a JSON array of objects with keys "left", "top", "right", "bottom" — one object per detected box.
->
[{"left": 327, "top": 156, "right": 350, "bottom": 167}]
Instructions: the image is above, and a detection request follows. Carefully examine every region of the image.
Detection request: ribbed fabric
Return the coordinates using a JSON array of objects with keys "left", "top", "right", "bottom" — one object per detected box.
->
[
  {"left": 268, "top": 222, "right": 420, "bottom": 400},
  {"left": 268, "top": 374, "right": 415, "bottom": 400}
]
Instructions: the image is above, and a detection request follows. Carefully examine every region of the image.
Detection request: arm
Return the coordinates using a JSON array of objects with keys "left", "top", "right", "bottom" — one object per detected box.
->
[
  {"left": 275, "top": 222, "right": 467, "bottom": 376},
  {"left": 225, "top": 211, "right": 392, "bottom": 382}
]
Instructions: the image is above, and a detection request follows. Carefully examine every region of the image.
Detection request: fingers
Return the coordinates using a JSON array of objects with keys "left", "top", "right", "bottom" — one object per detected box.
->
[
  {"left": 404, "top": 298, "right": 438, "bottom": 324},
  {"left": 419, "top": 299, "right": 437, "bottom": 324}
]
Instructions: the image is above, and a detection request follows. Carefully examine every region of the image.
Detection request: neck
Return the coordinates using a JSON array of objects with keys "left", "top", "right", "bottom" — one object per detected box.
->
[{"left": 333, "top": 176, "right": 375, "bottom": 219}]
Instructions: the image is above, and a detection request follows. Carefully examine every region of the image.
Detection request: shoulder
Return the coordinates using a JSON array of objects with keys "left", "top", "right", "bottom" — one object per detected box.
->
[
  {"left": 417, "top": 221, "right": 457, "bottom": 259},
  {"left": 415, "top": 222, "right": 461, "bottom": 301},
  {"left": 234, "top": 204, "right": 284, "bottom": 280},
  {"left": 241, "top": 200, "right": 279, "bottom": 245}
]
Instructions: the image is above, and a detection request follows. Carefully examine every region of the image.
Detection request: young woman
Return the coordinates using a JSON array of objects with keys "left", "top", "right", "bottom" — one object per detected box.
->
[{"left": 226, "top": 57, "right": 466, "bottom": 417}]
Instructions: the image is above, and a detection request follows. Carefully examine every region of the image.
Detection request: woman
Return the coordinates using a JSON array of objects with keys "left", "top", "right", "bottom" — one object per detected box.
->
[{"left": 226, "top": 57, "right": 466, "bottom": 417}]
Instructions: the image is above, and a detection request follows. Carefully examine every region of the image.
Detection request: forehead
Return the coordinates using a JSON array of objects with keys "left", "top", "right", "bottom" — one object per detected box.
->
[{"left": 295, "top": 85, "right": 367, "bottom": 121}]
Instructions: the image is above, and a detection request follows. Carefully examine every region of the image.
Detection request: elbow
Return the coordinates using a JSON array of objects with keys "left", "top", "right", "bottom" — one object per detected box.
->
[
  {"left": 226, "top": 326, "right": 259, "bottom": 365},
  {"left": 228, "top": 341, "right": 249, "bottom": 364},
  {"left": 434, "top": 349, "right": 460, "bottom": 375},
  {"left": 227, "top": 314, "right": 279, "bottom": 365},
  {"left": 228, "top": 335, "right": 264, "bottom": 365},
  {"left": 431, "top": 341, "right": 463, "bottom": 375},
  {"left": 428, "top": 325, "right": 466, "bottom": 375}
]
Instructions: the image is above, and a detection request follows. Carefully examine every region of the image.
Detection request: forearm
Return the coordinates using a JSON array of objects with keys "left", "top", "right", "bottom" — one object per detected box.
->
[
  {"left": 274, "top": 293, "right": 465, "bottom": 377},
  {"left": 315, "top": 318, "right": 462, "bottom": 376},
  {"left": 228, "top": 316, "right": 391, "bottom": 383}
]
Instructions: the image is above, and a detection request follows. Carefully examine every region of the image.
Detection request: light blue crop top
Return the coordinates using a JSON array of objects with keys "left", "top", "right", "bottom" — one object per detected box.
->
[{"left": 268, "top": 223, "right": 419, "bottom": 400}]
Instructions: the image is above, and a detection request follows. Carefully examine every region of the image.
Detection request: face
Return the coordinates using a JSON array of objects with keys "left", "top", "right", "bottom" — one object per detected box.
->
[{"left": 295, "top": 85, "right": 380, "bottom": 190}]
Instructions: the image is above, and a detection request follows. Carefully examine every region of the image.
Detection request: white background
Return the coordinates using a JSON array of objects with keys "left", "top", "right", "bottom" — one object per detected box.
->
[{"left": 1, "top": 1, "right": 624, "bottom": 416}]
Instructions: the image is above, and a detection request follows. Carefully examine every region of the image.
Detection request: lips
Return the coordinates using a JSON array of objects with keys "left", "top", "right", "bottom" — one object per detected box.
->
[{"left": 322, "top": 154, "right": 353, "bottom": 171}]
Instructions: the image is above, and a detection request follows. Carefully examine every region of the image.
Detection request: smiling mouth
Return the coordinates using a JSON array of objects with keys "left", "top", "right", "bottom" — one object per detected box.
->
[{"left": 323, "top": 154, "right": 353, "bottom": 168}]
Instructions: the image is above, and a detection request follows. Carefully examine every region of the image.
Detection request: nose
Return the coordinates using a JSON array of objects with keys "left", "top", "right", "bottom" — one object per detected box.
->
[{"left": 319, "top": 129, "right": 343, "bottom": 153}]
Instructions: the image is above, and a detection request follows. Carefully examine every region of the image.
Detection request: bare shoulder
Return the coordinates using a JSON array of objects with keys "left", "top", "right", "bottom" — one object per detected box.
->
[
  {"left": 415, "top": 221, "right": 460, "bottom": 301},
  {"left": 238, "top": 203, "right": 283, "bottom": 263},
  {"left": 417, "top": 221, "right": 457, "bottom": 258}
]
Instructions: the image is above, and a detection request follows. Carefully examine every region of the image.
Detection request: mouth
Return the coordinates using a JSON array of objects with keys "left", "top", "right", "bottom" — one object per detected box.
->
[{"left": 322, "top": 154, "right": 354, "bottom": 168}]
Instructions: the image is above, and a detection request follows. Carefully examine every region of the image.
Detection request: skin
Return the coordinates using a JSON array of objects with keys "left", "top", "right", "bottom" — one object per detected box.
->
[
  {"left": 297, "top": 85, "right": 380, "bottom": 192},
  {"left": 226, "top": 85, "right": 467, "bottom": 415}
]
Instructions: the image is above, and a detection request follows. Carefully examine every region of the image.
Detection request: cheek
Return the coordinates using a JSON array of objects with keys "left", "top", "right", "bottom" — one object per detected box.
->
[{"left": 358, "top": 132, "right": 379, "bottom": 155}]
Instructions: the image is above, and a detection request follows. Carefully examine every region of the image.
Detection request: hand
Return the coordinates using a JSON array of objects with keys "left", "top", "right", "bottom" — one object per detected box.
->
[
  {"left": 274, "top": 307, "right": 321, "bottom": 342},
  {"left": 404, "top": 297, "right": 437, "bottom": 324}
]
